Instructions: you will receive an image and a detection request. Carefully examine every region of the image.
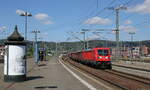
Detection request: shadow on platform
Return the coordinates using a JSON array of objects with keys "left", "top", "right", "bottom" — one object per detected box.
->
[
  {"left": 34, "top": 86, "right": 58, "bottom": 89},
  {"left": 26, "top": 76, "right": 44, "bottom": 81},
  {"left": 38, "top": 64, "right": 47, "bottom": 67}
]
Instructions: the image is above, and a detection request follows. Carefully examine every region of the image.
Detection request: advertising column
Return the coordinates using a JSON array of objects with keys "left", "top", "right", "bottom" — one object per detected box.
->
[{"left": 4, "top": 25, "right": 26, "bottom": 82}]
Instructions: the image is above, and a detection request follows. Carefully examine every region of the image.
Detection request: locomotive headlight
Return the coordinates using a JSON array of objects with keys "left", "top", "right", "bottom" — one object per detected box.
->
[
  {"left": 98, "top": 56, "right": 102, "bottom": 59},
  {"left": 105, "top": 57, "right": 108, "bottom": 59}
]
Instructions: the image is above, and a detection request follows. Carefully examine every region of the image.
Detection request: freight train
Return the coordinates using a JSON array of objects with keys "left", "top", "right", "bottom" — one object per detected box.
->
[{"left": 68, "top": 47, "right": 112, "bottom": 69}]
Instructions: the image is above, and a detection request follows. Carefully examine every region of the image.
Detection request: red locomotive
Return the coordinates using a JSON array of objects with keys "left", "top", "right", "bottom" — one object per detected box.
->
[{"left": 68, "top": 47, "right": 112, "bottom": 69}]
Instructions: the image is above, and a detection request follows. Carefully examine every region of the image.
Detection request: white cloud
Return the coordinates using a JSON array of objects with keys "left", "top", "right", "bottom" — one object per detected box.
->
[
  {"left": 16, "top": 9, "right": 25, "bottom": 15},
  {"left": 42, "top": 32, "right": 48, "bottom": 36},
  {"left": 111, "top": 30, "right": 116, "bottom": 34},
  {"left": 144, "top": 25, "right": 150, "bottom": 28},
  {"left": 87, "top": 35, "right": 100, "bottom": 40},
  {"left": 120, "top": 25, "right": 137, "bottom": 32},
  {"left": 34, "top": 13, "right": 49, "bottom": 20},
  {"left": 124, "top": 20, "right": 132, "bottom": 24},
  {"left": 0, "top": 26, "right": 7, "bottom": 31},
  {"left": 84, "top": 17, "right": 111, "bottom": 25},
  {"left": 128, "top": 0, "right": 150, "bottom": 14},
  {"left": 16, "top": 9, "right": 32, "bottom": 16},
  {"left": 34, "top": 13, "right": 53, "bottom": 25},
  {"left": 42, "top": 20, "right": 53, "bottom": 25}
]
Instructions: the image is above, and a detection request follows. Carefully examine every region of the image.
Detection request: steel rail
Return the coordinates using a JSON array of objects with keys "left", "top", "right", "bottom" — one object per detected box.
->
[
  {"left": 65, "top": 57, "right": 150, "bottom": 90},
  {"left": 113, "top": 64, "right": 150, "bottom": 72},
  {"left": 66, "top": 59, "right": 128, "bottom": 90},
  {"left": 105, "top": 69, "right": 150, "bottom": 85}
]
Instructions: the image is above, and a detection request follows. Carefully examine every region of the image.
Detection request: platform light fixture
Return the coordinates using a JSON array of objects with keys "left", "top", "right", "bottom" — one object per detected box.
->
[{"left": 20, "top": 12, "right": 32, "bottom": 41}]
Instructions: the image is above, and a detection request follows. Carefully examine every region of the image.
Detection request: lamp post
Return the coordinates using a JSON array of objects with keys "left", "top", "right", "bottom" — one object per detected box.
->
[
  {"left": 19, "top": 11, "right": 32, "bottom": 72},
  {"left": 20, "top": 12, "right": 32, "bottom": 41},
  {"left": 56, "top": 42, "right": 58, "bottom": 56}
]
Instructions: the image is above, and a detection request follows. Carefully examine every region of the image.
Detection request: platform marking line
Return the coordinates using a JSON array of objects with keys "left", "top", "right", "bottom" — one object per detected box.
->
[
  {"left": 59, "top": 59, "right": 97, "bottom": 90},
  {"left": 63, "top": 60, "right": 114, "bottom": 90}
]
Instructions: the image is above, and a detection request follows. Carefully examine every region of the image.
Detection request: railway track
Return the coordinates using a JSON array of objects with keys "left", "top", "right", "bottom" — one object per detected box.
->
[
  {"left": 115, "top": 59, "right": 150, "bottom": 63},
  {"left": 112, "top": 64, "right": 150, "bottom": 72},
  {"left": 105, "top": 70, "right": 150, "bottom": 85},
  {"left": 64, "top": 57, "right": 150, "bottom": 90}
]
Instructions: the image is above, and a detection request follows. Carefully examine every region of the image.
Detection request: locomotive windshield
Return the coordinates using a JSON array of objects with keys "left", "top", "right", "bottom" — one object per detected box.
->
[{"left": 98, "top": 49, "right": 109, "bottom": 56}]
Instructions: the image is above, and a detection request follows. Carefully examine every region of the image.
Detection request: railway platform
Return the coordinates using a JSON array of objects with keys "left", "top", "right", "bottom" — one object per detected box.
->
[
  {"left": 0, "top": 57, "right": 114, "bottom": 90},
  {"left": 0, "top": 57, "right": 89, "bottom": 90}
]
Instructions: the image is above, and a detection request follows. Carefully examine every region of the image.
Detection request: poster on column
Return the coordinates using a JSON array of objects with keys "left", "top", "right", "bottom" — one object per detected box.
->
[
  {"left": 4, "top": 45, "right": 8, "bottom": 75},
  {"left": 8, "top": 45, "right": 25, "bottom": 75}
]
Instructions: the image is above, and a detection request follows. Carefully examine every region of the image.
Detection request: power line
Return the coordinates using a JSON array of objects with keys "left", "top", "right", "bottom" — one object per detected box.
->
[
  {"left": 75, "top": 0, "right": 117, "bottom": 33},
  {"left": 69, "top": 0, "right": 98, "bottom": 32},
  {"left": 75, "top": 0, "right": 117, "bottom": 28},
  {"left": 88, "top": 0, "right": 131, "bottom": 29},
  {"left": 118, "top": 0, "right": 133, "bottom": 6},
  {"left": 106, "top": 0, "right": 134, "bottom": 23},
  {"left": 108, "top": 6, "right": 127, "bottom": 61},
  {"left": 94, "top": 0, "right": 116, "bottom": 16},
  {"left": 120, "top": 0, "right": 137, "bottom": 21},
  {"left": 133, "top": 18, "right": 150, "bottom": 27},
  {"left": 97, "top": 0, "right": 99, "bottom": 9},
  {"left": 125, "top": 0, "right": 135, "bottom": 6},
  {"left": 70, "top": 0, "right": 131, "bottom": 43}
]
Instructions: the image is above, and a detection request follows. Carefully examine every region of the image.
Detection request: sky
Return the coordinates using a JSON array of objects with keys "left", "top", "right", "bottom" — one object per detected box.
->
[{"left": 0, "top": 0, "right": 150, "bottom": 42}]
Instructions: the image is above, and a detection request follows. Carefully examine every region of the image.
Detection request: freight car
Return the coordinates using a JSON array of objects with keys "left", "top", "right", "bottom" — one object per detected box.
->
[{"left": 68, "top": 47, "right": 112, "bottom": 69}]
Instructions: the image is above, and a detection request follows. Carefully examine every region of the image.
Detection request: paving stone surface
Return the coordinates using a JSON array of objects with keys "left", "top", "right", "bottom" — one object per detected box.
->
[{"left": 0, "top": 57, "right": 90, "bottom": 90}]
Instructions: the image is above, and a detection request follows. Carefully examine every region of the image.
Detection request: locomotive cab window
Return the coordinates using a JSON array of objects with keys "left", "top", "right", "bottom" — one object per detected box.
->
[{"left": 98, "top": 49, "right": 109, "bottom": 56}]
